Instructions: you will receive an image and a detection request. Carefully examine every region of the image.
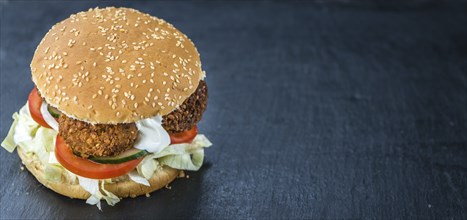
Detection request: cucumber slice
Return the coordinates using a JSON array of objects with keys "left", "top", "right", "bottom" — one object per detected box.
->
[
  {"left": 89, "top": 148, "right": 148, "bottom": 164},
  {"left": 47, "top": 105, "right": 61, "bottom": 118}
]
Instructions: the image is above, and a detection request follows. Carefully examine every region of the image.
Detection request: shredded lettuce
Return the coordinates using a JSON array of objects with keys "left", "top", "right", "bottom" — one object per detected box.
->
[
  {"left": 157, "top": 135, "right": 211, "bottom": 170},
  {"left": 78, "top": 176, "right": 121, "bottom": 210},
  {"left": 1, "top": 105, "right": 57, "bottom": 165},
  {"left": 128, "top": 171, "right": 150, "bottom": 186},
  {"left": 137, "top": 135, "right": 212, "bottom": 178},
  {"left": 44, "top": 164, "right": 64, "bottom": 183},
  {"left": 13, "top": 106, "right": 39, "bottom": 144},
  {"left": 100, "top": 181, "right": 121, "bottom": 206},
  {"left": 1, "top": 113, "right": 20, "bottom": 152},
  {"left": 137, "top": 154, "right": 162, "bottom": 179},
  {"left": 1, "top": 103, "right": 212, "bottom": 209},
  {"left": 2, "top": 105, "right": 38, "bottom": 152}
]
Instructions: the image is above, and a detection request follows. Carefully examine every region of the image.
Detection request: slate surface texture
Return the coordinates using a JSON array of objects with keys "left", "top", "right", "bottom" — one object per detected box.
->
[{"left": 1, "top": 1, "right": 466, "bottom": 219}]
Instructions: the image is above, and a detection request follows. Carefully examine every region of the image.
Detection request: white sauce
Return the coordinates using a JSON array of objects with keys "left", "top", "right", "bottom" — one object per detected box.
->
[
  {"left": 40, "top": 102, "right": 59, "bottom": 131},
  {"left": 134, "top": 116, "right": 170, "bottom": 153}
]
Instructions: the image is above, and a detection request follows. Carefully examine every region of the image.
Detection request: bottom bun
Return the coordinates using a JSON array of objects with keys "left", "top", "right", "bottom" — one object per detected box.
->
[{"left": 17, "top": 147, "right": 179, "bottom": 200}]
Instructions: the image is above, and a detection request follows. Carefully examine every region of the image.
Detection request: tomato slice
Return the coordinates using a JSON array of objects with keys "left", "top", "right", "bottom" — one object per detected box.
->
[
  {"left": 170, "top": 126, "right": 198, "bottom": 144},
  {"left": 28, "top": 87, "right": 52, "bottom": 129},
  {"left": 55, "top": 135, "right": 143, "bottom": 179}
]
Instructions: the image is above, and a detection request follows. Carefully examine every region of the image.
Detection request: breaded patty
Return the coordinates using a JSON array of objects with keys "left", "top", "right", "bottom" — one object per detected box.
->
[
  {"left": 162, "top": 80, "right": 208, "bottom": 134},
  {"left": 57, "top": 80, "right": 207, "bottom": 157},
  {"left": 58, "top": 115, "right": 138, "bottom": 158}
]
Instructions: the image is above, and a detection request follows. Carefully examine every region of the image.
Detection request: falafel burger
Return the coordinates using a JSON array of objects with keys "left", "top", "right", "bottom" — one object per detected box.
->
[{"left": 1, "top": 7, "right": 211, "bottom": 208}]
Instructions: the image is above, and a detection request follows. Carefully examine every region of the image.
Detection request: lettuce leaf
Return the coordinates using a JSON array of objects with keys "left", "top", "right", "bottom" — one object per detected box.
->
[
  {"left": 128, "top": 171, "right": 150, "bottom": 186},
  {"left": 1, "top": 104, "right": 57, "bottom": 166},
  {"left": 157, "top": 135, "right": 211, "bottom": 170},
  {"left": 137, "top": 154, "right": 162, "bottom": 179},
  {"left": 44, "top": 164, "right": 64, "bottom": 183},
  {"left": 78, "top": 176, "right": 120, "bottom": 210},
  {"left": 137, "top": 135, "right": 212, "bottom": 179},
  {"left": 1, "top": 112, "right": 20, "bottom": 153}
]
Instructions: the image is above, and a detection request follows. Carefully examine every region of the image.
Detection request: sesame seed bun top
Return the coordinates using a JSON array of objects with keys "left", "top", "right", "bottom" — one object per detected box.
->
[{"left": 31, "top": 7, "right": 204, "bottom": 124}]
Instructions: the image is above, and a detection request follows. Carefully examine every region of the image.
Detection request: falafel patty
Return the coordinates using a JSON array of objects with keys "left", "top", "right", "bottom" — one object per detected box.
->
[
  {"left": 162, "top": 80, "right": 208, "bottom": 134},
  {"left": 57, "top": 80, "right": 207, "bottom": 158},
  {"left": 58, "top": 115, "right": 138, "bottom": 158}
]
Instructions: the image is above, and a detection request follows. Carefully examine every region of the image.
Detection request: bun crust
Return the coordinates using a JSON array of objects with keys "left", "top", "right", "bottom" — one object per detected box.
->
[
  {"left": 31, "top": 7, "right": 203, "bottom": 124},
  {"left": 17, "top": 147, "right": 179, "bottom": 200}
]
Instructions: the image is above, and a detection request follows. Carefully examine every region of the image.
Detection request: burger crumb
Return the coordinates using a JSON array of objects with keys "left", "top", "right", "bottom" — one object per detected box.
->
[
  {"left": 20, "top": 166, "right": 24, "bottom": 171},
  {"left": 178, "top": 170, "right": 185, "bottom": 178},
  {"left": 186, "top": 175, "right": 190, "bottom": 179},
  {"left": 145, "top": 193, "right": 150, "bottom": 197},
  {"left": 165, "top": 184, "right": 172, "bottom": 190}
]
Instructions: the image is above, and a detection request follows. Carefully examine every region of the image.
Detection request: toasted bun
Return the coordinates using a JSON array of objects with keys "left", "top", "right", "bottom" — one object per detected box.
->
[
  {"left": 31, "top": 7, "right": 203, "bottom": 124},
  {"left": 18, "top": 147, "right": 179, "bottom": 199}
]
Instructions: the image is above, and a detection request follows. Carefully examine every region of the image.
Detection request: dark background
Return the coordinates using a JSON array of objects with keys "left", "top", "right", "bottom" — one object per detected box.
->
[{"left": 1, "top": 0, "right": 466, "bottom": 219}]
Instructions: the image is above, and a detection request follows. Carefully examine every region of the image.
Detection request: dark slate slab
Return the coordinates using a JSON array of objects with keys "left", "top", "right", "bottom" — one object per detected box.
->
[{"left": 1, "top": 1, "right": 466, "bottom": 219}]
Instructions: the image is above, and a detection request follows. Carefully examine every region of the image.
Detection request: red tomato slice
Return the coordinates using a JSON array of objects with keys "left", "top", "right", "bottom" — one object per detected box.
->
[
  {"left": 170, "top": 126, "right": 198, "bottom": 144},
  {"left": 28, "top": 87, "right": 52, "bottom": 129},
  {"left": 55, "top": 135, "right": 143, "bottom": 179}
]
